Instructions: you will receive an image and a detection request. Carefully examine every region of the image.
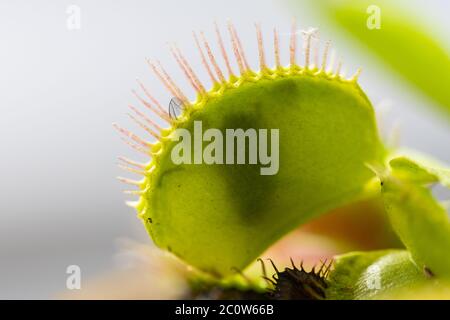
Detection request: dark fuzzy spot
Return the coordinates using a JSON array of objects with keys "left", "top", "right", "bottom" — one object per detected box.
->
[
  {"left": 266, "top": 259, "right": 331, "bottom": 300},
  {"left": 423, "top": 266, "right": 434, "bottom": 278},
  {"left": 188, "top": 259, "right": 332, "bottom": 300}
]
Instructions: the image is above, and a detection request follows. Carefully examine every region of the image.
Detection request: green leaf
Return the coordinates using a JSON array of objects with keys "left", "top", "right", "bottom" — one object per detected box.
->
[
  {"left": 389, "top": 150, "right": 450, "bottom": 187},
  {"left": 300, "top": 0, "right": 450, "bottom": 118},
  {"left": 327, "top": 250, "right": 426, "bottom": 299},
  {"left": 381, "top": 174, "right": 450, "bottom": 278}
]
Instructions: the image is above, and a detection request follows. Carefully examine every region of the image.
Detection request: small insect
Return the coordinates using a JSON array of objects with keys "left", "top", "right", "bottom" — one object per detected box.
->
[{"left": 168, "top": 97, "right": 184, "bottom": 120}]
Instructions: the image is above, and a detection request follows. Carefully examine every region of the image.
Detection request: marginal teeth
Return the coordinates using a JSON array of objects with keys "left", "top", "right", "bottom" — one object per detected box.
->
[
  {"left": 273, "top": 28, "right": 281, "bottom": 69},
  {"left": 351, "top": 68, "right": 362, "bottom": 81},
  {"left": 301, "top": 27, "right": 319, "bottom": 68},
  {"left": 118, "top": 156, "right": 146, "bottom": 169},
  {"left": 199, "top": 31, "right": 226, "bottom": 82},
  {"left": 255, "top": 23, "right": 266, "bottom": 70},
  {"left": 117, "top": 163, "right": 146, "bottom": 176},
  {"left": 228, "top": 20, "right": 250, "bottom": 72},
  {"left": 321, "top": 40, "right": 331, "bottom": 72},
  {"left": 126, "top": 112, "right": 161, "bottom": 140},
  {"left": 135, "top": 78, "right": 169, "bottom": 116},
  {"left": 227, "top": 21, "right": 246, "bottom": 75},
  {"left": 147, "top": 58, "right": 189, "bottom": 105},
  {"left": 117, "top": 176, "right": 142, "bottom": 186},
  {"left": 125, "top": 200, "right": 139, "bottom": 208},
  {"left": 170, "top": 44, "right": 205, "bottom": 94},
  {"left": 193, "top": 31, "right": 218, "bottom": 84},
  {"left": 289, "top": 19, "right": 297, "bottom": 66},
  {"left": 128, "top": 104, "right": 163, "bottom": 132},
  {"left": 123, "top": 190, "right": 144, "bottom": 195},
  {"left": 113, "top": 123, "right": 152, "bottom": 147},
  {"left": 214, "top": 21, "right": 234, "bottom": 78},
  {"left": 131, "top": 89, "right": 172, "bottom": 123}
]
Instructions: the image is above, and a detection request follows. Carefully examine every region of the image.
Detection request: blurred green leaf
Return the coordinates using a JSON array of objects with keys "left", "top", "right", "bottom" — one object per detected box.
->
[
  {"left": 389, "top": 152, "right": 450, "bottom": 187},
  {"left": 381, "top": 173, "right": 450, "bottom": 278},
  {"left": 301, "top": 0, "right": 450, "bottom": 118},
  {"left": 327, "top": 250, "right": 426, "bottom": 299}
]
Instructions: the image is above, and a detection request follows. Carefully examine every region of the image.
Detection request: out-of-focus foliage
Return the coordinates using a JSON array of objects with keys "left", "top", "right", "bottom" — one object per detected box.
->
[
  {"left": 382, "top": 156, "right": 450, "bottom": 279},
  {"left": 326, "top": 152, "right": 450, "bottom": 299},
  {"left": 389, "top": 150, "right": 450, "bottom": 187},
  {"left": 300, "top": 0, "right": 450, "bottom": 119},
  {"left": 327, "top": 250, "right": 427, "bottom": 299}
]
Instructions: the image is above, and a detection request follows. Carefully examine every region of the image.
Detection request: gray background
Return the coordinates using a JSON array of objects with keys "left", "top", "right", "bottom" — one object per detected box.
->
[{"left": 0, "top": 0, "right": 449, "bottom": 298}]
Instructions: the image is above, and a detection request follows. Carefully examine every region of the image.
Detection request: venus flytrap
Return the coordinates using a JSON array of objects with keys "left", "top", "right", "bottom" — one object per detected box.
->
[{"left": 115, "top": 21, "right": 385, "bottom": 276}]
